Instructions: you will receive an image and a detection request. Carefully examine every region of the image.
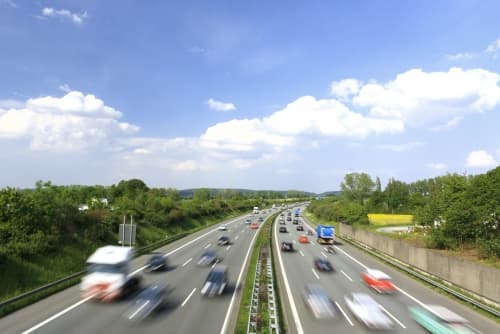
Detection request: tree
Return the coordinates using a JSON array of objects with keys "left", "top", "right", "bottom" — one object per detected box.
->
[
  {"left": 340, "top": 173, "right": 375, "bottom": 204},
  {"left": 384, "top": 178, "right": 409, "bottom": 213}
]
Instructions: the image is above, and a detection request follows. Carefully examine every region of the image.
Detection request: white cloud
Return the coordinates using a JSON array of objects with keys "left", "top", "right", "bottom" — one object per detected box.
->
[
  {"left": 426, "top": 162, "right": 448, "bottom": 170},
  {"left": 378, "top": 142, "right": 423, "bottom": 152},
  {"left": 465, "top": 150, "right": 498, "bottom": 168},
  {"left": 174, "top": 160, "right": 207, "bottom": 171},
  {"left": 486, "top": 37, "right": 500, "bottom": 56},
  {"left": 133, "top": 148, "right": 151, "bottom": 155},
  {"left": 207, "top": 98, "right": 236, "bottom": 111},
  {"left": 3, "top": 0, "right": 19, "bottom": 8},
  {"left": 351, "top": 68, "right": 500, "bottom": 127},
  {"left": 59, "top": 83, "right": 71, "bottom": 93},
  {"left": 0, "top": 91, "right": 138, "bottom": 151},
  {"left": 330, "top": 79, "right": 362, "bottom": 100},
  {"left": 446, "top": 52, "right": 475, "bottom": 61},
  {"left": 41, "top": 7, "right": 88, "bottom": 25}
]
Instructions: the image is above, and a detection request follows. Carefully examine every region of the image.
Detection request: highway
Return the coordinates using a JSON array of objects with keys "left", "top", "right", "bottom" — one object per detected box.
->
[
  {"left": 273, "top": 206, "right": 499, "bottom": 334},
  {"left": 0, "top": 210, "right": 276, "bottom": 334}
]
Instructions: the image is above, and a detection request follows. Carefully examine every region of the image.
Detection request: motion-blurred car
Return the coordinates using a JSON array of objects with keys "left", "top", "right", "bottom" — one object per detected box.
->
[
  {"left": 145, "top": 254, "right": 167, "bottom": 273},
  {"left": 201, "top": 265, "right": 228, "bottom": 297},
  {"left": 296, "top": 225, "right": 304, "bottom": 231},
  {"left": 286, "top": 216, "right": 292, "bottom": 221},
  {"left": 217, "top": 235, "right": 231, "bottom": 246},
  {"left": 361, "top": 269, "right": 396, "bottom": 293},
  {"left": 281, "top": 241, "right": 294, "bottom": 252},
  {"left": 124, "top": 283, "right": 168, "bottom": 321},
  {"left": 279, "top": 219, "right": 286, "bottom": 225},
  {"left": 303, "top": 284, "right": 337, "bottom": 319},
  {"left": 250, "top": 223, "right": 259, "bottom": 229},
  {"left": 245, "top": 218, "right": 252, "bottom": 224},
  {"left": 279, "top": 226, "right": 288, "bottom": 233},
  {"left": 298, "top": 235, "right": 309, "bottom": 244},
  {"left": 344, "top": 292, "right": 394, "bottom": 330},
  {"left": 410, "top": 305, "right": 482, "bottom": 334},
  {"left": 293, "top": 219, "right": 299, "bottom": 224},
  {"left": 258, "top": 217, "right": 264, "bottom": 222},
  {"left": 218, "top": 225, "right": 228, "bottom": 231},
  {"left": 314, "top": 257, "right": 334, "bottom": 272},
  {"left": 197, "top": 249, "right": 219, "bottom": 266}
]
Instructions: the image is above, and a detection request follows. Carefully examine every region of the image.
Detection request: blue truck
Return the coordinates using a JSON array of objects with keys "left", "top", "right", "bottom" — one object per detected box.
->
[{"left": 316, "top": 225, "right": 335, "bottom": 245}]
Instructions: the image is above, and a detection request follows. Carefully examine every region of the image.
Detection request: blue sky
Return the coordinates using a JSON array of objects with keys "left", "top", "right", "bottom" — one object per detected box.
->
[{"left": 1, "top": 0, "right": 499, "bottom": 192}]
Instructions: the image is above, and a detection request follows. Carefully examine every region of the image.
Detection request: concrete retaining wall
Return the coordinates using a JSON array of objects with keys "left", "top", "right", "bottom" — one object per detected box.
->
[{"left": 339, "top": 223, "right": 500, "bottom": 303}]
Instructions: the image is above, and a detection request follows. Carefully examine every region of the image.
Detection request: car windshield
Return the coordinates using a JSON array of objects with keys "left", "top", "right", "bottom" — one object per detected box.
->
[
  {"left": 86, "top": 262, "right": 125, "bottom": 274},
  {"left": 201, "top": 250, "right": 215, "bottom": 257},
  {"left": 207, "top": 270, "right": 226, "bottom": 283}
]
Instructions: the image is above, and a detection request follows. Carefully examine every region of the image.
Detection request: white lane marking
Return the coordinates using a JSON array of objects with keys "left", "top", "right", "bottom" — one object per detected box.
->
[
  {"left": 22, "top": 216, "right": 243, "bottom": 332},
  {"left": 226, "top": 245, "right": 231, "bottom": 251},
  {"left": 181, "top": 288, "right": 196, "bottom": 307},
  {"left": 273, "top": 217, "right": 305, "bottom": 334},
  {"left": 340, "top": 270, "right": 353, "bottom": 282},
  {"left": 320, "top": 252, "right": 327, "bottom": 258},
  {"left": 312, "top": 268, "right": 320, "bottom": 280},
  {"left": 378, "top": 303, "right": 407, "bottom": 328},
  {"left": 128, "top": 300, "right": 150, "bottom": 320},
  {"left": 21, "top": 295, "right": 95, "bottom": 334},
  {"left": 182, "top": 257, "right": 193, "bottom": 267},
  {"left": 220, "top": 218, "right": 262, "bottom": 334},
  {"left": 300, "top": 214, "right": 435, "bottom": 315},
  {"left": 299, "top": 250, "right": 304, "bottom": 257},
  {"left": 333, "top": 246, "right": 369, "bottom": 270},
  {"left": 204, "top": 243, "right": 211, "bottom": 249},
  {"left": 335, "top": 301, "right": 354, "bottom": 326},
  {"left": 235, "top": 235, "right": 239, "bottom": 240},
  {"left": 211, "top": 262, "right": 217, "bottom": 269}
]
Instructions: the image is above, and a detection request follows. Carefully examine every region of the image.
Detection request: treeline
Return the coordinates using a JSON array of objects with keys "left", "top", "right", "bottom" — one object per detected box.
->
[
  {"left": 308, "top": 166, "right": 500, "bottom": 258},
  {"left": 0, "top": 179, "right": 304, "bottom": 261}
]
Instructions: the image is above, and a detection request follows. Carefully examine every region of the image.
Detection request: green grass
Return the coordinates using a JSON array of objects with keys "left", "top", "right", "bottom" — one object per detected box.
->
[
  {"left": 0, "top": 209, "right": 249, "bottom": 317},
  {"left": 235, "top": 213, "right": 277, "bottom": 334}
]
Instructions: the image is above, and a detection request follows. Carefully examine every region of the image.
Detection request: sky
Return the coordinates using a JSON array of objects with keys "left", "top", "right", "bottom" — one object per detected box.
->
[{"left": 0, "top": 0, "right": 499, "bottom": 193}]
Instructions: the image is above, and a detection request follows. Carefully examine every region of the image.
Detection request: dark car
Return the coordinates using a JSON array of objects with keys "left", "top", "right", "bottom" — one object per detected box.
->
[
  {"left": 279, "top": 226, "right": 288, "bottom": 233},
  {"left": 296, "top": 225, "right": 304, "bottom": 231},
  {"left": 197, "top": 249, "right": 219, "bottom": 266},
  {"left": 258, "top": 217, "right": 264, "bottom": 222},
  {"left": 201, "top": 265, "right": 228, "bottom": 297},
  {"left": 293, "top": 219, "right": 299, "bottom": 224},
  {"left": 124, "top": 283, "right": 168, "bottom": 321},
  {"left": 145, "top": 254, "right": 167, "bottom": 272},
  {"left": 314, "top": 257, "right": 334, "bottom": 272},
  {"left": 281, "top": 241, "right": 294, "bottom": 252},
  {"left": 286, "top": 216, "right": 292, "bottom": 221},
  {"left": 217, "top": 235, "right": 231, "bottom": 246}
]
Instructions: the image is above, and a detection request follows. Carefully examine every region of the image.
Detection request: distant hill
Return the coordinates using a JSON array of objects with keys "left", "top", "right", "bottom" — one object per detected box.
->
[
  {"left": 317, "top": 191, "right": 342, "bottom": 197},
  {"left": 178, "top": 188, "right": 317, "bottom": 199}
]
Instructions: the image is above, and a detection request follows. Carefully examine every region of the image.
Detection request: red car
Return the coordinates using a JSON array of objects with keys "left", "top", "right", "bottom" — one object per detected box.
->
[
  {"left": 250, "top": 223, "right": 259, "bottom": 229},
  {"left": 298, "top": 235, "right": 309, "bottom": 244},
  {"left": 361, "top": 269, "right": 396, "bottom": 293}
]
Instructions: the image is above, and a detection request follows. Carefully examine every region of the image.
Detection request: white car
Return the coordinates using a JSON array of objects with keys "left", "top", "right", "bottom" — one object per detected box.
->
[
  {"left": 344, "top": 292, "right": 394, "bottom": 330},
  {"left": 218, "top": 225, "right": 228, "bottom": 231}
]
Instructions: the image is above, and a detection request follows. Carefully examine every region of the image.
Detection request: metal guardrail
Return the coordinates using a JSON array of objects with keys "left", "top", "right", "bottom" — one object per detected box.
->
[
  {"left": 247, "top": 255, "right": 261, "bottom": 334},
  {"left": 266, "top": 254, "right": 279, "bottom": 334},
  {"left": 0, "top": 231, "right": 190, "bottom": 315},
  {"left": 341, "top": 235, "right": 500, "bottom": 318}
]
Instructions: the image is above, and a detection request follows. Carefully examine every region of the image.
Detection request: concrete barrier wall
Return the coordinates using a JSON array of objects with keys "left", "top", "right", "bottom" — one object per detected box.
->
[{"left": 339, "top": 223, "right": 500, "bottom": 303}]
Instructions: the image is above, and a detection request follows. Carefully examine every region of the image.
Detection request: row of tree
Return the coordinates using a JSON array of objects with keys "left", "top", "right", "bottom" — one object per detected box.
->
[
  {"left": 0, "top": 179, "right": 304, "bottom": 260},
  {"left": 308, "top": 166, "right": 500, "bottom": 258}
]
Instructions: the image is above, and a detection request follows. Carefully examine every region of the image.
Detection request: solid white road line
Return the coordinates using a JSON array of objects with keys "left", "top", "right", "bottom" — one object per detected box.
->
[
  {"left": 22, "top": 216, "right": 243, "bottom": 333},
  {"left": 21, "top": 295, "right": 95, "bottom": 334},
  {"left": 204, "top": 243, "right": 211, "bottom": 249},
  {"left": 219, "top": 218, "right": 262, "bottom": 334},
  {"left": 378, "top": 303, "right": 407, "bottom": 328},
  {"left": 335, "top": 301, "right": 354, "bottom": 326},
  {"left": 299, "top": 250, "right": 304, "bottom": 257},
  {"left": 181, "top": 288, "right": 196, "bottom": 307},
  {"left": 312, "top": 268, "right": 320, "bottom": 280},
  {"left": 182, "top": 257, "right": 193, "bottom": 267},
  {"left": 274, "top": 218, "right": 305, "bottom": 334},
  {"left": 340, "top": 270, "right": 353, "bottom": 281},
  {"left": 128, "top": 300, "right": 150, "bottom": 320}
]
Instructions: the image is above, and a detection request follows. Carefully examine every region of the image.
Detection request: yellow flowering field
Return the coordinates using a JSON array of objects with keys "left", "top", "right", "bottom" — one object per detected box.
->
[{"left": 367, "top": 214, "right": 414, "bottom": 225}]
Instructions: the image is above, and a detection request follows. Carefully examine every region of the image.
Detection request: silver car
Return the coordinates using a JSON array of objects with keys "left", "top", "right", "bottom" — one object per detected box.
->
[
  {"left": 303, "top": 284, "right": 336, "bottom": 319},
  {"left": 344, "top": 292, "right": 394, "bottom": 330}
]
